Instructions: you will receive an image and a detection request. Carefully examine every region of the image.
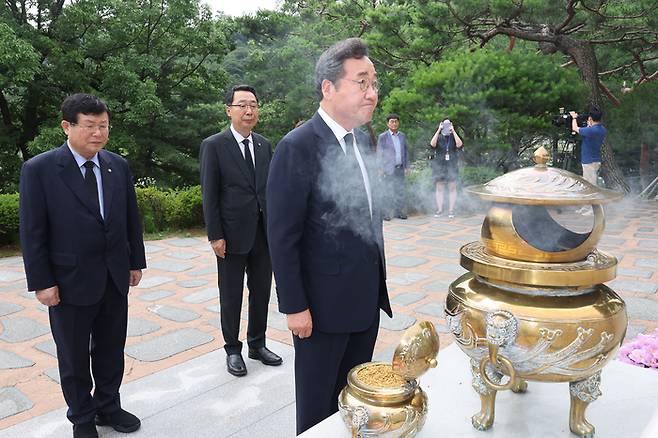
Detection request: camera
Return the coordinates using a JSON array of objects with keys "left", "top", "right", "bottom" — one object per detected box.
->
[{"left": 552, "top": 107, "right": 588, "bottom": 131}]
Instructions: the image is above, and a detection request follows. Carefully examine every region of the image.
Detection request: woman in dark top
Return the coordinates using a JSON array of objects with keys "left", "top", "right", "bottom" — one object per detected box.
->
[{"left": 430, "top": 119, "right": 463, "bottom": 218}]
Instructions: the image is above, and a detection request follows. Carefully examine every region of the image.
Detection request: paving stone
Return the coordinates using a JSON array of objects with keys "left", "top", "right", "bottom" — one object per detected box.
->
[
  {"left": 607, "top": 280, "right": 657, "bottom": 295},
  {"left": 165, "top": 251, "right": 200, "bottom": 260},
  {"left": 415, "top": 302, "right": 445, "bottom": 318},
  {"left": 425, "top": 248, "right": 461, "bottom": 259},
  {"left": 624, "top": 324, "right": 646, "bottom": 343},
  {"left": 388, "top": 273, "right": 430, "bottom": 286},
  {"left": 637, "top": 239, "right": 658, "bottom": 249},
  {"left": 182, "top": 288, "right": 217, "bottom": 304},
  {"left": 127, "top": 318, "right": 161, "bottom": 337},
  {"left": 34, "top": 340, "right": 57, "bottom": 357},
  {"left": 0, "top": 317, "right": 50, "bottom": 343},
  {"left": 137, "top": 290, "right": 175, "bottom": 302},
  {"left": 390, "top": 244, "right": 418, "bottom": 252},
  {"left": 386, "top": 256, "right": 429, "bottom": 268},
  {"left": 637, "top": 227, "right": 654, "bottom": 233},
  {"left": 205, "top": 303, "right": 220, "bottom": 313},
  {"left": 0, "top": 387, "right": 33, "bottom": 420},
  {"left": 167, "top": 238, "right": 203, "bottom": 247},
  {"left": 404, "top": 217, "right": 431, "bottom": 225},
  {"left": 418, "top": 230, "right": 449, "bottom": 238},
  {"left": 372, "top": 344, "right": 396, "bottom": 362},
  {"left": 628, "top": 250, "right": 658, "bottom": 258},
  {"left": 177, "top": 279, "right": 210, "bottom": 288},
  {"left": 432, "top": 263, "right": 468, "bottom": 275},
  {"left": 144, "top": 243, "right": 166, "bottom": 254},
  {"left": 148, "top": 305, "right": 200, "bottom": 323},
  {"left": 379, "top": 311, "right": 416, "bottom": 331},
  {"left": 266, "top": 311, "right": 288, "bottom": 332},
  {"left": 44, "top": 367, "right": 60, "bottom": 384},
  {"left": 635, "top": 259, "right": 658, "bottom": 269},
  {"left": 0, "top": 302, "right": 23, "bottom": 317},
  {"left": 0, "top": 271, "right": 25, "bottom": 282},
  {"left": 0, "top": 280, "right": 27, "bottom": 294},
  {"left": 434, "top": 320, "right": 450, "bottom": 334},
  {"left": 625, "top": 297, "right": 658, "bottom": 322},
  {"left": 124, "top": 328, "right": 214, "bottom": 362},
  {"left": 0, "top": 350, "right": 34, "bottom": 369},
  {"left": 415, "top": 238, "right": 450, "bottom": 248},
  {"left": 382, "top": 232, "right": 411, "bottom": 241},
  {"left": 0, "top": 257, "right": 22, "bottom": 267},
  {"left": 187, "top": 266, "right": 217, "bottom": 277},
  {"left": 148, "top": 260, "right": 194, "bottom": 273},
  {"left": 207, "top": 319, "right": 220, "bottom": 329},
  {"left": 135, "top": 276, "right": 175, "bottom": 289},
  {"left": 617, "top": 268, "right": 653, "bottom": 279},
  {"left": 422, "top": 279, "right": 453, "bottom": 293},
  {"left": 386, "top": 225, "right": 417, "bottom": 234},
  {"left": 634, "top": 233, "right": 658, "bottom": 239},
  {"left": 391, "top": 292, "right": 426, "bottom": 306}
]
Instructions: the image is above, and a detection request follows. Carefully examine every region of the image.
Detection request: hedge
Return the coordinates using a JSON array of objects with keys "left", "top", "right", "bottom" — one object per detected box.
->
[{"left": 0, "top": 186, "right": 205, "bottom": 246}]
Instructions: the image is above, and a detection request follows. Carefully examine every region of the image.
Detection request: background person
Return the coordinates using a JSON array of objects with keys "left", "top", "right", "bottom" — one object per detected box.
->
[
  {"left": 376, "top": 113, "right": 409, "bottom": 220},
  {"left": 267, "top": 38, "right": 392, "bottom": 434},
  {"left": 430, "top": 118, "right": 463, "bottom": 218},
  {"left": 199, "top": 85, "right": 282, "bottom": 378},
  {"left": 19, "top": 93, "right": 146, "bottom": 438},
  {"left": 570, "top": 107, "right": 606, "bottom": 187}
]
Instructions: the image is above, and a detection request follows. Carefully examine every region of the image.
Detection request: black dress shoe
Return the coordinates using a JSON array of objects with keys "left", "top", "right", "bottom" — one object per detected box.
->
[
  {"left": 248, "top": 347, "right": 283, "bottom": 366},
  {"left": 95, "top": 408, "right": 141, "bottom": 433},
  {"left": 227, "top": 353, "right": 247, "bottom": 376},
  {"left": 383, "top": 216, "right": 391, "bottom": 221},
  {"left": 397, "top": 214, "right": 408, "bottom": 219},
  {"left": 73, "top": 422, "right": 98, "bottom": 438}
]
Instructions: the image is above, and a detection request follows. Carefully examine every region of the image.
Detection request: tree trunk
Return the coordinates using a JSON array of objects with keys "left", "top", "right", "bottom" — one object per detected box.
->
[
  {"left": 558, "top": 37, "right": 630, "bottom": 192},
  {"left": 365, "top": 122, "right": 377, "bottom": 150}
]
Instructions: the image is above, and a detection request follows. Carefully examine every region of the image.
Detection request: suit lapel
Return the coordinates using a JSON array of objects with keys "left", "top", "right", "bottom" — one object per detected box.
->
[
  {"left": 253, "top": 136, "right": 268, "bottom": 190},
  {"left": 223, "top": 131, "right": 256, "bottom": 190},
  {"left": 99, "top": 151, "right": 114, "bottom": 223},
  {"left": 56, "top": 144, "right": 104, "bottom": 224}
]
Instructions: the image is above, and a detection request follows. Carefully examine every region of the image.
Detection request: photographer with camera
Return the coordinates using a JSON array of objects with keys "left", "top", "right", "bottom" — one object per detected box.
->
[
  {"left": 569, "top": 107, "right": 606, "bottom": 187},
  {"left": 430, "top": 119, "right": 463, "bottom": 219}
]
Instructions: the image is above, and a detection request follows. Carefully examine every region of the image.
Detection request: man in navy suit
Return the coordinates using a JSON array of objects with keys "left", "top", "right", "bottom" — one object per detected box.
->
[
  {"left": 19, "top": 93, "right": 146, "bottom": 438},
  {"left": 199, "top": 85, "right": 282, "bottom": 378},
  {"left": 377, "top": 113, "right": 409, "bottom": 220},
  {"left": 267, "top": 38, "right": 392, "bottom": 434}
]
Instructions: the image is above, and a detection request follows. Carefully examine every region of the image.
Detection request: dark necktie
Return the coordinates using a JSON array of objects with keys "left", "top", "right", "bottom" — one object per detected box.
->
[
  {"left": 83, "top": 161, "right": 101, "bottom": 216},
  {"left": 344, "top": 133, "right": 354, "bottom": 157},
  {"left": 242, "top": 138, "right": 255, "bottom": 183}
]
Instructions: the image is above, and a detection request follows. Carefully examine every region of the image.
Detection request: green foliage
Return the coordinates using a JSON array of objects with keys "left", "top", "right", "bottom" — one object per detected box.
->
[
  {"left": 0, "top": 193, "right": 19, "bottom": 244},
  {"left": 460, "top": 165, "right": 503, "bottom": 186},
  {"left": 135, "top": 185, "right": 204, "bottom": 234}
]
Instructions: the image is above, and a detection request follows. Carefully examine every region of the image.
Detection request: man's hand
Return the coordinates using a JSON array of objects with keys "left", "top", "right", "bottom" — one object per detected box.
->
[
  {"left": 129, "top": 269, "right": 142, "bottom": 287},
  {"left": 287, "top": 309, "right": 313, "bottom": 339},
  {"left": 36, "top": 285, "right": 60, "bottom": 307},
  {"left": 210, "top": 239, "right": 226, "bottom": 258}
]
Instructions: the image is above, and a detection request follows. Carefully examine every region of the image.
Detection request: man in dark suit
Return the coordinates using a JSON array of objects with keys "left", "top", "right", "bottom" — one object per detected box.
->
[
  {"left": 267, "top": 38, "right": 392, "bottom": 434},
  {"left": 199, "top": 85, "right": 282, "bottom": 377},
  {"left": 19, "top": 93, "right": 146, "bottom": 438},
  {"left": 377, "top": 113, "right": 409, "bottom": 220}
]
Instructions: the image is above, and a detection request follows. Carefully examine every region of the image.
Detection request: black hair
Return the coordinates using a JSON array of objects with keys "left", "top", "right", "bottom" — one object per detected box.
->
[
  {"left": 315, "top": 38, "right": 369, "bottom": 101},
  {"left": 61, "top": 93, "right": 109, "bottom": 123},
  {"left": 224, "top": 85, "right": 259, "bottom": 105},
  {"left": 588, "top": 106, "right": 603, "bottom": 122},
  {"left": 386, "top": 113, "right": 400, "bottom": 122}
]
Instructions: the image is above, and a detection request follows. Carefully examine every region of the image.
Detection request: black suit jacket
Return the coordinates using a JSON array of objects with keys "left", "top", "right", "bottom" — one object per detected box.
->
[
  {"left": 19, "top": 144, "right": 146, "bottom": 306},
  {"left": 267, "top": 112, "right": 392, "bottom": 334},
  {"left": 199, "top": 128, "right": 272, "bottom": 254}
]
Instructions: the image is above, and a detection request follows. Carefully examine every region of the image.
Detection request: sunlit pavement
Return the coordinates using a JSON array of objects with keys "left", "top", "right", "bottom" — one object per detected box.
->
[{"left": 1, "top": 199, "right": 656, "bottom": 436}]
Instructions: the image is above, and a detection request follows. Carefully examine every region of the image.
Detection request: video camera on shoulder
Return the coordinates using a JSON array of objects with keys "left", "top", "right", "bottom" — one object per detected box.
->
[{"left": 552, "top": 107, "right": 588, "bottom": 131}]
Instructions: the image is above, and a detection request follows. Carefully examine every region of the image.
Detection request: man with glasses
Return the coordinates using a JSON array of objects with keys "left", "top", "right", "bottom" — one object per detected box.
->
[
  {"left": 267, "top": 38, "right": 392, "bottom": 434},
  {"left": 19, "top": 93, "right": 145, "bottom": 438},
  {"left": 199, "top": 85, "right": 281, "bottom": 378},
  {"left": 377, "top": 113, "right": 409, "bottom": 220}
]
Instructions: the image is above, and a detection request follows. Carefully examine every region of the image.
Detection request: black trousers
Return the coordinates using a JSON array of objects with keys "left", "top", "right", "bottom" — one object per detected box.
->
[
  {"left": 382, "top": 166, "right": 407, "bottom": 217},
  {"left": 216, "top": 215, "right": 272, "bottom": 355},
  {"left": 293, "top": 309, "right": 380, "bottom": 435},
  {"left": 49, "top": 274, "right": 127, "bottom": 425}
]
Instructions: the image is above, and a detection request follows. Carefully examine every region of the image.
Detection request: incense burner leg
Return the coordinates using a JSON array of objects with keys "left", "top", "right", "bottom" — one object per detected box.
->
[
  {"left": 470, "top": 359, "right": 502, "bottom": 431},
  {"left": 569, "top": 372, "right": 601, "bottom": 438}
]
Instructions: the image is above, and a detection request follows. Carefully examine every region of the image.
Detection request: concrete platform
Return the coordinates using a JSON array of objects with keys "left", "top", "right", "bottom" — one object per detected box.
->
[{"left": 301, "top": 344, "right": 658, "bottom": 438}]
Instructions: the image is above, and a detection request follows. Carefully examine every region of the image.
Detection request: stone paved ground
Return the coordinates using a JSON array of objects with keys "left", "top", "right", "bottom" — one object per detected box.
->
[{"left": 1, "top": 200, "right": 657, "bottom": 430}]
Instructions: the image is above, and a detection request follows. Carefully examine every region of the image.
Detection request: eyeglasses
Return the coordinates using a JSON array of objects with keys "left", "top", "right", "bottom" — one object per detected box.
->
[
  {"left": 345, "top": 78, "right": 379, "bottom": 93},
  {"left": 228, "top": 103, "right": 260, "bottom": 111},
  {"left": 70, "top": 123, "right": 110, "bottom": 133}
]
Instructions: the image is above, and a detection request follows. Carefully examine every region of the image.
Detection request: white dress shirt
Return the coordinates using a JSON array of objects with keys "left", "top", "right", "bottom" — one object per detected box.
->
[{"left": 230, "top": 125, "right": 256, "bottom": 167}]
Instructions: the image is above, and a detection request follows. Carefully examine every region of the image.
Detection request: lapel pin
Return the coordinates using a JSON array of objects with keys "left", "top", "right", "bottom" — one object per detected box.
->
[{"left": 108, "top": 168, "right": 112, "bottom": 173}]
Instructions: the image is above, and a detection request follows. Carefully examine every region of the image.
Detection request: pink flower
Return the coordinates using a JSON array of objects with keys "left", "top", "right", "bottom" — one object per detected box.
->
[{"left": 618, "top": 329, "right": 658, "bottom": 369}]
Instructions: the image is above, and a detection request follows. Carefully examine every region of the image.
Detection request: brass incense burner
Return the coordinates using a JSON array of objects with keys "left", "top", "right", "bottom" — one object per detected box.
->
[
  {"left": 445, "top": 147, "right": 627, "bottom": 438},
  {"left": 338, "top": 321, "right": 439, "bottom": 437}
]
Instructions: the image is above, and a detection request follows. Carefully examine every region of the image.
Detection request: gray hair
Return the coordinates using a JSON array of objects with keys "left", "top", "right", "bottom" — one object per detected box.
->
[{"left": 315, "top": 38, "right": 369, "bottom": 101}]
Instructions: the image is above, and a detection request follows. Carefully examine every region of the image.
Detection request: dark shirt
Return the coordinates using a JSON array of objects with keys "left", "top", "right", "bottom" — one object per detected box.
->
[{"left": 580, "top": 124, "right": 606, "bottom": 164}]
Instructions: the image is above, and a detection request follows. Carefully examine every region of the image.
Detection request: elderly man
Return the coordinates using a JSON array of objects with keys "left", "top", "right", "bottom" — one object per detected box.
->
[
  {"left": 20, "top": 93, "right": 146, "bottom": 438},
  {"left": 267, "top": 38, "right": 392, "bottom": 434}
]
